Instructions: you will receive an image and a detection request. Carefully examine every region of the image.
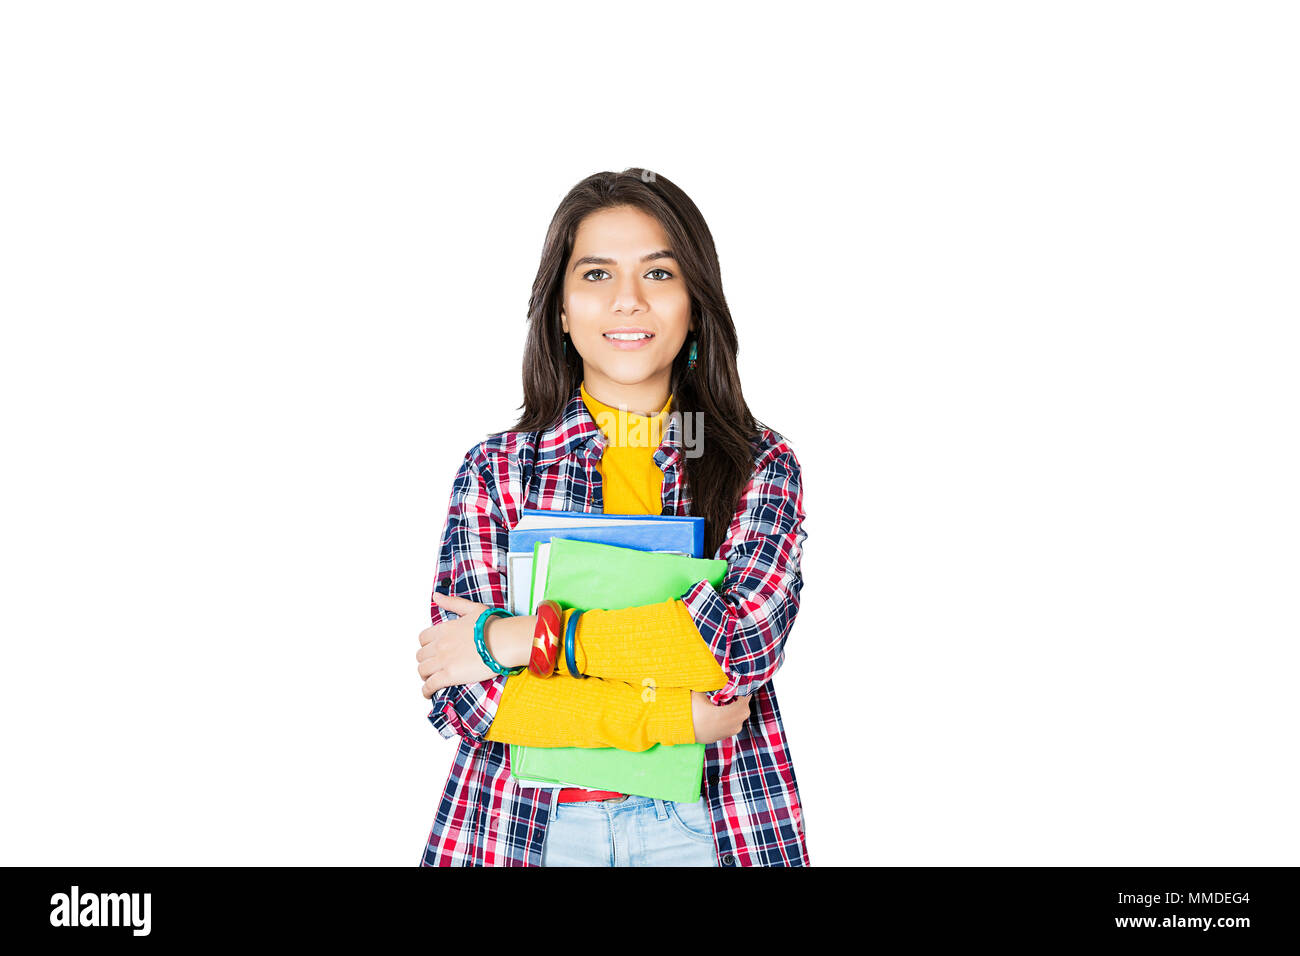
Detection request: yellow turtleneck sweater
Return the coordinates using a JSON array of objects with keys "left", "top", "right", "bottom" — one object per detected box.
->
[{"left": 483, "top": 382, "right": 727, "bottom": 752}]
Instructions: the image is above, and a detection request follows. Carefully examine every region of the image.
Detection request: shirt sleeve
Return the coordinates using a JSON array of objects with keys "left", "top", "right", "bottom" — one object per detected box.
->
[
  {"left": 677, "top": 444, "right": 808, "bottom": 706},
  {"left": 565, "top": 603, "right": 728, "bottom": 692},
  {"left": 424, "top": 451, "right": 510, "bottom": 743},
  {"left": 485, "top": 670, "right": 695, "bottom": 751}
]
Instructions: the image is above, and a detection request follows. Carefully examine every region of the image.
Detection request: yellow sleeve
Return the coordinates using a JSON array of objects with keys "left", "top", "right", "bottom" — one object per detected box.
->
[
  {"left": 484, "top": 668, "right": 696, "bottom": 751},
  {"left": 564, "top": 600, "right": 728, "bottom": 691}
]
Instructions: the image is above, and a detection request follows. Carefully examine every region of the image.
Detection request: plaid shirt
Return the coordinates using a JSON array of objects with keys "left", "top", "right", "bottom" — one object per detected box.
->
[{"left": 421, "top": 384, "right": 810, "bottom": 866}]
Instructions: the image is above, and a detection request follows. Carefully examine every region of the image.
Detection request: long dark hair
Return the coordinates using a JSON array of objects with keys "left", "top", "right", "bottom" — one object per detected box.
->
[{"left": 507, "top": 168, "right": 771, "bottom": 559}]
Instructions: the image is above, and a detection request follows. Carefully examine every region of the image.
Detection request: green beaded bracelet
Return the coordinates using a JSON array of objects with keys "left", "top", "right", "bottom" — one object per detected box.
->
[{"left": 474, "top": 607, "right": 525, "bottom": 677}]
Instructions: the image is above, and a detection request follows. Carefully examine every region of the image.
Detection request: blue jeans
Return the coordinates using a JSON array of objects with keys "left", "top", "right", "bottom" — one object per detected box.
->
[{"left": 541, "top": 794, "right": 719, "bottom": 867}]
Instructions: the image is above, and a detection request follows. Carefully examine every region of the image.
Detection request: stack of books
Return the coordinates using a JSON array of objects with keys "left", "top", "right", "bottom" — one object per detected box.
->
[{"left": 505, "top": 509, "right": 727, "bottom": 803}]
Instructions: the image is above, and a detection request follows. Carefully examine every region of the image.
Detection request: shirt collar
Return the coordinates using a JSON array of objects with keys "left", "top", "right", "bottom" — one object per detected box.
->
[{"left": 535, "top": 383, "right": 683, "bottom": 471}]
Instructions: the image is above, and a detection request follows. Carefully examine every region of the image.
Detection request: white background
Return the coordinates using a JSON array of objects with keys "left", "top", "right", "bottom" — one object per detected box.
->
[{"left": 2, "top": 1, "right": 1296, "bottom": 866}]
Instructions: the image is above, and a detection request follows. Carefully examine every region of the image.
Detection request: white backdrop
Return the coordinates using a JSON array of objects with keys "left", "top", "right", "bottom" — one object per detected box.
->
[{"left": 2, "top": 1, "right": 1296, "bottom": 866}]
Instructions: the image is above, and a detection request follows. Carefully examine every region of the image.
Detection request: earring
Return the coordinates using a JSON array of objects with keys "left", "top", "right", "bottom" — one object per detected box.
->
[{"left": 687, "top": 338, "right": 698, "bottom": 370}]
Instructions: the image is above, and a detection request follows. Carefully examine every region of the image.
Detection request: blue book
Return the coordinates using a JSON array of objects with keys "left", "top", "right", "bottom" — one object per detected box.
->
[
  {"left": 506, "top": 509, "right": 702, "bottom": 615},
  {"left": 512, "top": 508, "right": 703, "bottom": 554}
]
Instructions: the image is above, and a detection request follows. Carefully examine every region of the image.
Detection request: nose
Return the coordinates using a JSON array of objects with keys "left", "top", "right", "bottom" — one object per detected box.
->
[{"left": 609, "top": 271, "right": 648, "bottom": 314}]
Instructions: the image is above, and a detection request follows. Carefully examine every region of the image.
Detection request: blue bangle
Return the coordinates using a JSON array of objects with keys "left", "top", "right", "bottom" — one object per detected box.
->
[
  {"left": 564, "top": 608, "right": 586, "bottom": 679},
  {"left": 474, "top": 607, "right": 524, "bottom": 677}
]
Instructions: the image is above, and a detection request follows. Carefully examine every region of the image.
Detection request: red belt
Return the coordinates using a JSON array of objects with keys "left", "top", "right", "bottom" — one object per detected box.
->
[{"left": 555, "top": 788, "right": 627, "bottom": 803}]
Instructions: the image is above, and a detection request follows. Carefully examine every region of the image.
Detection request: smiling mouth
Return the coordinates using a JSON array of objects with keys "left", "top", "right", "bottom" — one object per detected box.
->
[{"left": 603, "top": 332, "right": 655, "bottom": 341}]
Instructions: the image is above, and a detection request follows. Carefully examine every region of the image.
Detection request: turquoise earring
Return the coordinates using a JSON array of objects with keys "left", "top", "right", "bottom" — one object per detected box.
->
[{"left": 687, "top": 338, "right": 697, "bottom": 369}]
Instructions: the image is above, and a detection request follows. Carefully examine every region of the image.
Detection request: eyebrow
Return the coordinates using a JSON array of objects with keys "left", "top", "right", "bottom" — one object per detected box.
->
[{"left": 571, "top": 249, "right": 677, "bottom": 272}]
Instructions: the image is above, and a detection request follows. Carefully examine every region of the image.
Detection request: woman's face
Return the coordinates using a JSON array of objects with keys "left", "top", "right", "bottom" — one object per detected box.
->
[{"left": 562, "top": 205, "right": 693, "bottom": 412}]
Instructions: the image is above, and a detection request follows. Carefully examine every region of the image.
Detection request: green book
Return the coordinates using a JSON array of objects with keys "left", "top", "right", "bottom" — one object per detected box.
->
[{"left": 510, "top": 537, "right": 727, "bottom": 803}]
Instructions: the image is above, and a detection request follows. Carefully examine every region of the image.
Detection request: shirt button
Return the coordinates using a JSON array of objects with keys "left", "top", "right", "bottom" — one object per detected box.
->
[{"left": 721, "top": 852, "right": 735, "bottom": 866}]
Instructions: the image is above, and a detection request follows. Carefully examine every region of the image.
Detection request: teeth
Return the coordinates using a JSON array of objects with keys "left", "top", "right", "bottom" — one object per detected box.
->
[{"left": 605, "top": 332, "right": 652, "bottom": 340}]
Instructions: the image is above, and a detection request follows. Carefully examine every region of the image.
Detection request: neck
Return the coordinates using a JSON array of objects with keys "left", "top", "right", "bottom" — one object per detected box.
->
[{"left": 581, "top": 369, "right": 671, "bottom": 417}]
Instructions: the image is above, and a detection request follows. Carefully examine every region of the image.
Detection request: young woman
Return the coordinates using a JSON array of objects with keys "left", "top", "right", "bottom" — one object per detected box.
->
[{"left": 415, "top": 169, "right": 810, "bottom": 867}]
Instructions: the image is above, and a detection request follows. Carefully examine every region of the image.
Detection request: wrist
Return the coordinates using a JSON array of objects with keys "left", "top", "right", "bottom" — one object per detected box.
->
[{"left": 487, "top": 614, "right": 535, "bottom": 670}]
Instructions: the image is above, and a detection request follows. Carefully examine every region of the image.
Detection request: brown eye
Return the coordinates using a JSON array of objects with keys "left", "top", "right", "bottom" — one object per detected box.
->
[
  {"left": 646, "top": 268, "right": 673, "bottom": 280},
  {"left": 583, "top": 269, "right": 610, "bottom": 281}
]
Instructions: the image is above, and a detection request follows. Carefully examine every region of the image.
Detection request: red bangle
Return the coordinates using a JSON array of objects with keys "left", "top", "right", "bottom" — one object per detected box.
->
[{"left": 529, "top": 600, "right": 564, "bottom": 677}]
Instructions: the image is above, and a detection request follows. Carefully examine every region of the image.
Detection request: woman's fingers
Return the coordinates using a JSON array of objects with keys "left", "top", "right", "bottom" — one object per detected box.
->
[
  {"left": 430, "top": 591, "right": 483, "bottom": 617},
  {"left": 419, "top": 593, "right": 490, "bottom": 695},
  {"left": 723, "top": 695, "right": 753, "bottom": 736},
  {"left": 422, "top": 671, "right": 446, "bottom": 698}
]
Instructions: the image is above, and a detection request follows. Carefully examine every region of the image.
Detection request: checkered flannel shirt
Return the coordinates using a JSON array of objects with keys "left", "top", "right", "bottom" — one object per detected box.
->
[{"left": 421, "top": 384, "right": 810, "bottom": 866}]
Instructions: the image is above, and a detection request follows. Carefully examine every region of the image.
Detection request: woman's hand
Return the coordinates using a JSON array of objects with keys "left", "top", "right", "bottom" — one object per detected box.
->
[
  {"left": 417, "top": 592, "right": 534, "bottom": 698},
  {"left": 690, "top": 691, "right": 753, "bottom": 744}
]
